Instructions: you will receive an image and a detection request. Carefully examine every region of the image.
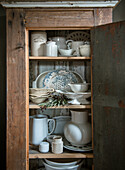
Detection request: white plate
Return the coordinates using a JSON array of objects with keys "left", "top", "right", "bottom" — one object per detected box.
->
[
  {"left": 32, "top": 70, "right": 49, "bottom": 88},
  {"left": 63, "top": 138, "right": 92, "bottom": 152},
  {"left": 42, "top": 159, "right": 83, "bottom": 170},
  {"left": 44, "top": 158, "right": 81, "bottom": 167}
]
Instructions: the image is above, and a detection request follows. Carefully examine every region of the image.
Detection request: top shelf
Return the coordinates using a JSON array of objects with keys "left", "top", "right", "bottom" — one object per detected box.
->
[{"left": 29, "top": 56, "right": 91, "bottom": 60}]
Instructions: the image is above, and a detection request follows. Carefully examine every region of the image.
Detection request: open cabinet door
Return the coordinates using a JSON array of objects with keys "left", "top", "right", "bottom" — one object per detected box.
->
[{"left": 91, "top": 21, "right": 125, "bottom": 170}]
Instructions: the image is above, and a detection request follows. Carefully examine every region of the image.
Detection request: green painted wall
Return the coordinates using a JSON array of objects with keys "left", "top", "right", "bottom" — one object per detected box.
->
[{"left": 0, "top": 4, "right": 6, "bottom": 170}]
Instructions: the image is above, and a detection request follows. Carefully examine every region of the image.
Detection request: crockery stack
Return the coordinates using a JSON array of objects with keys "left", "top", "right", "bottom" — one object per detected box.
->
[
  {"left": 29, "top": 88, "right": 54, "bottom": 104},
  {"left": 42, "top": 158, "right": 84, "bottom": 170}
]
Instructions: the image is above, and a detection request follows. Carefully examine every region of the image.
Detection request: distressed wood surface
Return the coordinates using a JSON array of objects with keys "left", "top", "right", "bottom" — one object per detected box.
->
[
  {"left": 94, "top": 8, "right": 112, "bottom": 26},
  {"left": 7, "top": 9, "right": 28, "bottom": 170},
  {"left": 91, "top": 21, "right": 125, "bottom": 170},
  {"left": 1, "top": 0, "right": 119, "bottom": 1},
  {"left": 25, "top": 9, "right": 94, "bottom": 28},
  {"left": 29, "top": 152, "right": 93, "bottom": 159},
  {"left": 0, "top": 5, "right": 6, "bottom": 170}
]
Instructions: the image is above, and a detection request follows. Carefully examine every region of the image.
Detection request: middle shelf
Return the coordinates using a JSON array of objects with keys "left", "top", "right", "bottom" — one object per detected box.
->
[
  {"left": 29, "top": 102, "right": 91, "bottom": 109},
  {"left": 29, "top": 56, "right": 91, "bottom": 60}
]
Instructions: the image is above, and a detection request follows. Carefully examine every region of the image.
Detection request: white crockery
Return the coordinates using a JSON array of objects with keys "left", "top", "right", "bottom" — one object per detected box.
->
[
  {"left": 29, "top": 115, "right": 55, "bottom": 146},
  {"left": 44, "top": 158, "right": 81, "bottom": 167},
  {"left": 52, "top": 136, "right": 63, "bottom": 154},
  {"left": 51, "top": 37, "right": 67, "bottom": 49},
  {"left": 39, "top": 142, "right": 49, "bottom": 153},
  {"left": 64, "top": 110, "right": 92, "bottom": 146},
  {"left": 79, "top": 44, "right": 91, "bottom": 57},
  {"left": 43, "top": 159, "right": 83, "bottom": 170},
  {"left": 49, "top": 116, "right": 71, "bottom": 135},
  {"left": 29, "top": 95, "right": 48, "bottom": 104},
  {"left": 43, "top": 41, "right": 57, "bottom": 56},
  {"left": 31, "top": 31, "right": 47, "bottom": 56},
  {"left": 66, "top": 41, "right": 84, "bottom": 56},
  {"left": 29, "top": 88, "right": 54, "bottom": 95},
  {"left": 59, "top": 48, "right": 74, "bottom": 56},
  {"left": 68, "top": 83, "right": 89, "bottom": 93}
]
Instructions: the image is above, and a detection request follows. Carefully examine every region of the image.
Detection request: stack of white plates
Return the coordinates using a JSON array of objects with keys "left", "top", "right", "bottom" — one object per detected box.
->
[{"left": 43, "top": 158, "right": 83, "bottom": 170}]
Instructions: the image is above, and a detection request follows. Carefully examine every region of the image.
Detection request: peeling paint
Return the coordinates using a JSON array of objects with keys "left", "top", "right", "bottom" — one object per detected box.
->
[{"left": 118, "top": 100, "right": 125, "bottom": 108}]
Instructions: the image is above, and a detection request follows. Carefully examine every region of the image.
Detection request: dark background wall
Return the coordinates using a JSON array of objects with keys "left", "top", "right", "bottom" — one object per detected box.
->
[
  {"left": 0, "top": 4, "right": 6, "bottom": 170},
  {"left": 0, "top": 0, "right": 125, "bottom": 169},
  {"left": 113, "top": 0, "right": 125, "bottom": 22}
]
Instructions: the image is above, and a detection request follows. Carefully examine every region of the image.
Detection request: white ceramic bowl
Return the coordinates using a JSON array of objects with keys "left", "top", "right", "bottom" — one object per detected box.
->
[
  {"left": 29, "top": 95, "right": 48, "bottom": 104},
  {"left": 59, "top": 49, "right": 74, "bottom": 56},
  {"left": 44, "top": 158, "right": 81, "bottom": 167},
  {"left": 79, "top": 44, "right": 91, "bottom": 57},
  {"left": 29, "top": 88, "right": 54, "bottom": 95},
  {"left": 68, "top": 83, "right": 89, "bottom": 93},
  {"left": 43, "top": 159, "right": 83, "bottom": 170}
]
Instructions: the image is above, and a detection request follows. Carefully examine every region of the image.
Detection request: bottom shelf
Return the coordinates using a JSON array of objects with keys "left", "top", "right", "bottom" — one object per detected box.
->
[{"left": 29, "top": 148, "right": 93, "bottom": 159}]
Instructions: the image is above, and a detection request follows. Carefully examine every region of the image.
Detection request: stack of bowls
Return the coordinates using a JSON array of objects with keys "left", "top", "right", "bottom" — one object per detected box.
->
[
  {"left": 29, "top": 88, "right": 54, "bottom": 104},
  {"left": 43, "top": 158, "right": 83, "bottom": 170}
]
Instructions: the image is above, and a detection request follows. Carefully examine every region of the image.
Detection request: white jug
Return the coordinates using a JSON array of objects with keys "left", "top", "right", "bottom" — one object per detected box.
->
[
  {"left": 29, "top": 115, "right": 55, "bottom": 146},
  {"left": 51, "top": 37, "right": 67, "bottom": 49},
  {"left": 64, "top": 110, "right": 91, "bottom": 146}
]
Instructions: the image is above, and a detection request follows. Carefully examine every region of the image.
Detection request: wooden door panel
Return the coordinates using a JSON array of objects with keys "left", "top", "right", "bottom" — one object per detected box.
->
[
  {"left": 91, "top": 21, "right": 125, "bottom": 170},
  {"left": 6, "top": 9, "right": 28, "bottom": 170}
]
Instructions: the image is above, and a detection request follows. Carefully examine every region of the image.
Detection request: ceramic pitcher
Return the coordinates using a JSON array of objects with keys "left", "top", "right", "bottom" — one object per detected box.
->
[
  {"left": 64, "top": 110, "right": 92, "bottom": 146},
  {"left": 29, "top": 115, "right": 55, "bottom": 146},
  {"left": 51, "top": 37, "right": 67, "bottom": 49}
]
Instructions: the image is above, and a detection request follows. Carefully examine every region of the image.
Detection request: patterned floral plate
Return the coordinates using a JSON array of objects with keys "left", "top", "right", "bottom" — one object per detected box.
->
[{"left": 42, "top": 69, "right": 80, "bottom": 91}]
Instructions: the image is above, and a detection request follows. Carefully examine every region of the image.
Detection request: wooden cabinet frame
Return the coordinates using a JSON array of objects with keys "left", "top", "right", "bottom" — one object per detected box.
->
[{"left": 6, "top": 8, "right": 112, "bottom": 170}]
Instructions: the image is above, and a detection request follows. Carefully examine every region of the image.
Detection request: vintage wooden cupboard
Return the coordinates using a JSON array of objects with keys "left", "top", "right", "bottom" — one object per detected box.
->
[{"left": 5, "top": 4, "right": 125, "bottom": 170}]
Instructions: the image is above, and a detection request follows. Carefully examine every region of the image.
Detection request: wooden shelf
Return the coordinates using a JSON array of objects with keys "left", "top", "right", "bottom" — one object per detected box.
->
[
  {"left": 29, "top": 56, "right": 91, "bottom": 60},
  {"left": 29, "top": 149, "right": 93, "bottom": 159},
  {"left": 29, "top": 102, "right": 91, "bottom": 109}
]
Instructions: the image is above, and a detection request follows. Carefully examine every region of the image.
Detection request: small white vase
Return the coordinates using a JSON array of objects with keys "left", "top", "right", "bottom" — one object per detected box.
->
[{"left": 64, "top": 110, "right": 92, "bottom": 146}]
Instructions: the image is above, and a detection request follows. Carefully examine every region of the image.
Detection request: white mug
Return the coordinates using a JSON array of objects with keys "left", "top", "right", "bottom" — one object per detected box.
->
[{"left": 29, "top": 115, "right": 55, "bottom": 145}]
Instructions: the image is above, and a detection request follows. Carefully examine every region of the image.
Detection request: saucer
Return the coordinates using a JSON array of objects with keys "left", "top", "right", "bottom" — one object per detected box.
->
[{"left": 63, "top": 138, "right": 92, "bottom": 152}]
